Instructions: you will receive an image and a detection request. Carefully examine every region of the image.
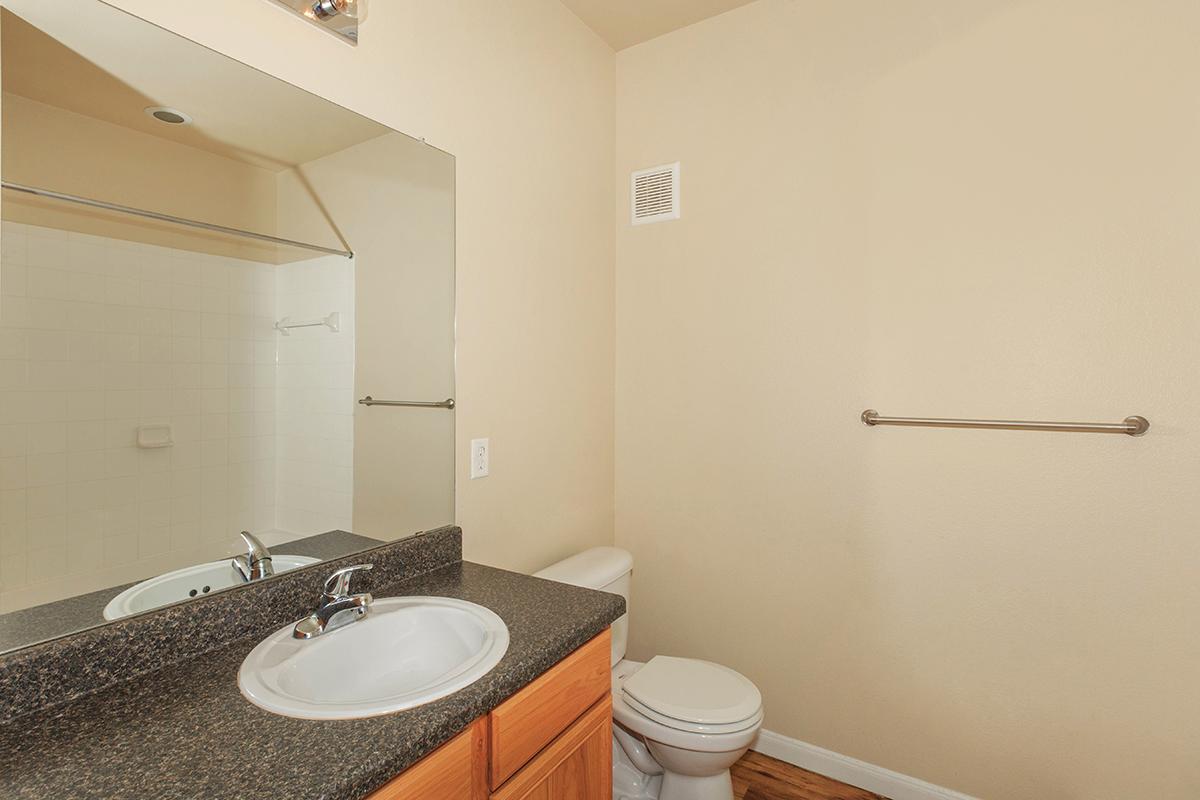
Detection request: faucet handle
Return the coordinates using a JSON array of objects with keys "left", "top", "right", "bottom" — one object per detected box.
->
[{"left": 323, "top": 563, "right": 373, "bottom": 599}]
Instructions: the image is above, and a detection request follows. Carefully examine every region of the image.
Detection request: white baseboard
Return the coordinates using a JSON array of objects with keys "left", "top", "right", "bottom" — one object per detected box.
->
[{"left": 752, "top": 729, "right": 979, "bottom": 800}]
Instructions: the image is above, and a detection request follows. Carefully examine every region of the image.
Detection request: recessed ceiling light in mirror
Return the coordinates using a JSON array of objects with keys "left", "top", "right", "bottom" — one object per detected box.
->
[{"left": 144, "top": 106, "right": 192, "bottom": 125}]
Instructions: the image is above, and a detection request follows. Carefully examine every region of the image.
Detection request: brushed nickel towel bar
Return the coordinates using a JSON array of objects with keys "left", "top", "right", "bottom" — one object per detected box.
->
[
  {"left": 359, "top": 396, "right": 456, "bottom": 409},
  {"left": 861, "top": 410, "right": 1149, "bottom": 436},
  {"left": 2, "top": 181, "right": 354, "bottom": 259}
]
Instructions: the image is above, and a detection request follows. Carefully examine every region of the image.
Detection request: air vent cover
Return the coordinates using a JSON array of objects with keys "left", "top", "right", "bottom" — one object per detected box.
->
[{"left": 631, "top": 162, "right": 680, "bottom": 225}]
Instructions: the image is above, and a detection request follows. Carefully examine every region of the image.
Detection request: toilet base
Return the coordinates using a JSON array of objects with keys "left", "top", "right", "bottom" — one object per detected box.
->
[
  {"left": 660, "top": 770, "right": 734, "bottom": 800},
  {"left": 613, "top": 729, "right": 742, "bottom": 800},
  {"left": 613, "top": 730, "right": 663, "bottom": 800}
]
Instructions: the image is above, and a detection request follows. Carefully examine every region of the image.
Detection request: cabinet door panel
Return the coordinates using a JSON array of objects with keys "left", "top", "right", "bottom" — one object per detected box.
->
[
  {"left": 491, "top": 697, "right": 612, "bottom": 800},
  {"left": 490, "top": 629, "right": 611, "bottom": 789},
  {"left": 547, "top": 714, "right": 610, "bottom": 800}
]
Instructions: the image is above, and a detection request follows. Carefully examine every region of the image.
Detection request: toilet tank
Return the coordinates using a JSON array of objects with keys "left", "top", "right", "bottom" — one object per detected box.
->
[{"left": 534, "top": 547, "right": 632, "bottom": 667}]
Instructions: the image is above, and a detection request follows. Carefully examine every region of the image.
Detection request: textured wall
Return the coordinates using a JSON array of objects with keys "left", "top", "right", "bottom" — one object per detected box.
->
[{"left": 616, "top": 1, "right": 1200, "bottom": 797}]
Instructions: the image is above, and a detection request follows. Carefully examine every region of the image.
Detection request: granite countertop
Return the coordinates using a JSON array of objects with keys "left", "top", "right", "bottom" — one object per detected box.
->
[
  {"left": 0, "top": 531, "right": 383, "bottom": 653},
  {"left": 0, "top": 560, "right": 624, "bottom": 800}
]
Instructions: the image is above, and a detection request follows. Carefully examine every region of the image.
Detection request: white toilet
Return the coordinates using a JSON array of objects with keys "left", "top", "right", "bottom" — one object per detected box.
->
[{"left": 536, "top": 547, "right": 763, "bottom": 800}]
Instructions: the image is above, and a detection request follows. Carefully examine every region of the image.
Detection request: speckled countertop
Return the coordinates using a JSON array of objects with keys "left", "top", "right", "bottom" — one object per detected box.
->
[{"left": 0, "top": 560, "right": 624, "bottom": 800}]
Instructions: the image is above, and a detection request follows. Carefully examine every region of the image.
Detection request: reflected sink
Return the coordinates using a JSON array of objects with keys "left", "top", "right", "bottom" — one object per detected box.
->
[
  {"left": 102, "top": 555, "right": 320, "bottom": 621},
  {"left": 238, "top": 596, "right": 510, "bottom": 720}
]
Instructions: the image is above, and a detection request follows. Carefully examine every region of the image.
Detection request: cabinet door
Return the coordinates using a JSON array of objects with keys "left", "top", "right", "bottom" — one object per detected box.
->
[
  {"left": 491, "top": 697, "right": 612, "bottom": 800},
  {"left": 490, "top": 630, "right": 611, "bottom": 789},
  {"left": 367, "top": 718, "right": 488, "bottom": 800}
]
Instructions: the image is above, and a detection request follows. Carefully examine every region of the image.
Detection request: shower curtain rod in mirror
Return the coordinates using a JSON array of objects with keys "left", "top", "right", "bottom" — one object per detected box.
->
[{"left": 1, "top": 181, "right": 354, "bottom": 259}]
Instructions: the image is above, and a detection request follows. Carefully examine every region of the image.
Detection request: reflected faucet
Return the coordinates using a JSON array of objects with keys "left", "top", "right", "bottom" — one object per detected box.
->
[{"left": 232, "top": 531, "right": 275, "bottom": 583}]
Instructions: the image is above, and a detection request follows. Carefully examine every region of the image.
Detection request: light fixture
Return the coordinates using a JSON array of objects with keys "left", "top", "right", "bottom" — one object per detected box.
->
[
  {"left": 266, "top": 0, "right": 364, "bottom": 45},
  {"left": 310, "top": 0, "right": 367, "bottom": 22}
]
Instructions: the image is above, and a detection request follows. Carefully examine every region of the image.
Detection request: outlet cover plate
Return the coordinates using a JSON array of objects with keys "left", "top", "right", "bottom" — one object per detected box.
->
[{"left": 470, "top": 438, "right": 489, "bottom": 480}]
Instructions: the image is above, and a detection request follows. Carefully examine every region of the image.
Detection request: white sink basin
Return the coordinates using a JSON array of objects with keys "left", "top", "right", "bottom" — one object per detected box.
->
[
  {"left": 102, "top": 555, "right": 320, "bottom": 621},
  {"left": 238, "top": 596, "right": 510, "bottom": 720}
]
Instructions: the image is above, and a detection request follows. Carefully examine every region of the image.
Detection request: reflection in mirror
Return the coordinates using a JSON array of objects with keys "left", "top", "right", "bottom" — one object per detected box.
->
[{"left": 0, "top": 1, "right": 455, "bottom": 653}]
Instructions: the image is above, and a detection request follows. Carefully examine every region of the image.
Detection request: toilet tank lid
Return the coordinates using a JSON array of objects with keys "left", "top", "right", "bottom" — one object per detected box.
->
[{"left": 534, "top": 547, "right": 633, "bottom": 590}]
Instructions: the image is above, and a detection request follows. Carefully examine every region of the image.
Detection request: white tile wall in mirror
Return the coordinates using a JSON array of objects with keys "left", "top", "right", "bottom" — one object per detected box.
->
[{"left": 0, "top": 222, "right": 357, "bottom": 613}]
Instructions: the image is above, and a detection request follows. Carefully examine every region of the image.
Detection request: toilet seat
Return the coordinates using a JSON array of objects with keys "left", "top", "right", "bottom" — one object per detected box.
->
[
  {"left": 622, "top": 694, "right": 761, "bottom": 735},
  {"left": 620, "top": 656, "right": 762, "bottom": 735}
]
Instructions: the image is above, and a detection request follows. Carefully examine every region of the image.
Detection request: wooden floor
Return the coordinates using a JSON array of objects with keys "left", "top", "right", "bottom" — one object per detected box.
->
[{"left": 732, "top": 752, "right": 888, "bottom": 800}]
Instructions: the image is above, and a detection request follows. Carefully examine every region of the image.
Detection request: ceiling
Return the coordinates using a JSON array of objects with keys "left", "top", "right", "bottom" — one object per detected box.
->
[
  {"left": 0, "top": 4, "right": 389, "bottom": 171},
  {"left": 559, "top": 0, "right": 758, "bottom": 50}
]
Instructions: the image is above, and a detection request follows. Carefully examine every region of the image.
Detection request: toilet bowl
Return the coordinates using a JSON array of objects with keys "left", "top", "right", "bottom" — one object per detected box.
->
[
  {"left": 612, "top": 659, "right": 762, "bottom": 800},
  {"left": 534, "top": 547, "right": 764, "bottom": 800}
]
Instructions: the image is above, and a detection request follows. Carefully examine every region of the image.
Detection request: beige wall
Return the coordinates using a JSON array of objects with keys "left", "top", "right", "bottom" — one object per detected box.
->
[
  {"left": 616, "top": 1, "right": 1200, "bottom": 798},
  {"left": 98, "top": 0, "right": 617, "bottom": 571},
  {"left": 277, "top": 133, "right": 456, "bottom": 541}
]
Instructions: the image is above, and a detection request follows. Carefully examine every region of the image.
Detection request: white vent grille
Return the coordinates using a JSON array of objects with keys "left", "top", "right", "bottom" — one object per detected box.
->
[{"left": 631, "top": 162, "right": 680, "bottom": 225}]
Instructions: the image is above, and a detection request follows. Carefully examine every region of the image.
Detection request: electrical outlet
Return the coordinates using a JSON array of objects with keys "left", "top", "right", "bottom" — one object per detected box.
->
[{"left": 470, "top": 438, "right": 489, "bottom": 479}]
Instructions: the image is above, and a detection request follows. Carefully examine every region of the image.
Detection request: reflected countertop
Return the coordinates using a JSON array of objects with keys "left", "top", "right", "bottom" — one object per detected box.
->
[{"left": 0, "top": 531, "right": 382, "bottom": 654}]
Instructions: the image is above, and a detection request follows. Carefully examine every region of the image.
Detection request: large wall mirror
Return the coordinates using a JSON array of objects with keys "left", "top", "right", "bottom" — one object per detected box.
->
[{"left": 0, "top": 1, "right": 455, "bottom": 652}]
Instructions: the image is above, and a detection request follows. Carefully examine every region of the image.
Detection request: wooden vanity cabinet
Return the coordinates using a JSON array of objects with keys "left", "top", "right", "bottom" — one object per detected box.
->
[{"left": 366, "top": 629, "right": 612, "bottom": 800}]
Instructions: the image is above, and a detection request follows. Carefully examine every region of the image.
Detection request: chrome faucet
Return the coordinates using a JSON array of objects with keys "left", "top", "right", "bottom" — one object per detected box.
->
[
  {"left": 293, "top": 564, "right": 374, "bottom": 640},
  {"left": 232, "top": 531, "right": 274, "bottom": 583}
]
